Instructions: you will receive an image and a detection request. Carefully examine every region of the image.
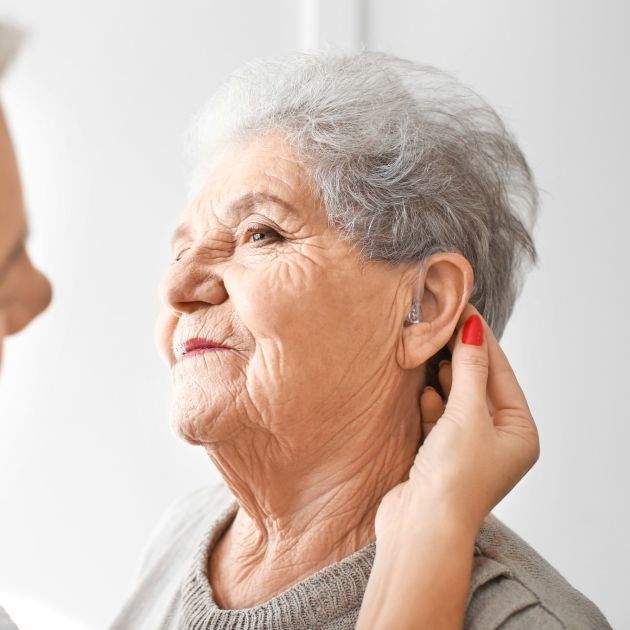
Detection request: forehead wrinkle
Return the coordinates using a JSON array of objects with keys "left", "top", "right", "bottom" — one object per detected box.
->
[
  {"left": 174, "top": 172, "right": 318, "bottom": 248},
  {"left": 222, "top": 192, "right": 300, "bottom": 224},
  {"left": 172, "top": 195, "right": 226, "bottom": 247},
  {"left": 261, "top": 170, "right": 328, "bottom": 230}
]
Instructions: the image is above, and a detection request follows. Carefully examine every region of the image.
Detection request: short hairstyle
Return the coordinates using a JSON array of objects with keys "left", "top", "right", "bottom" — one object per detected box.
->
[
  {"left": 0, "top": 22, "right": 23, "bottom": 79},
  {"left": 190, "top": 51, "right": 539, "bottom": 339}
]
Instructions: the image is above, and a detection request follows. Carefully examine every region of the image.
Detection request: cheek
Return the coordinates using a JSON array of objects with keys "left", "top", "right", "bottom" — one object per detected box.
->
[
  {"left": 225, "top": 259, "right": 342, "bottom": 344},
  {"left": 224, "top": 256, "right": 382, "bottom": 386}
]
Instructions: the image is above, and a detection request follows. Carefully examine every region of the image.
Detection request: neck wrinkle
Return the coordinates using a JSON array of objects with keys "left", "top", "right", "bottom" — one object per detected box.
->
[{"left": 203, "top": 385, "right": 422, "bottom": 597}]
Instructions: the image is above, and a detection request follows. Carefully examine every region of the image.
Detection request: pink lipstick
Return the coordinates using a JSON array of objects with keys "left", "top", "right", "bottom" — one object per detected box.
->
[{"left": 175, "top": 337, "right": 232, "bottom": 361}]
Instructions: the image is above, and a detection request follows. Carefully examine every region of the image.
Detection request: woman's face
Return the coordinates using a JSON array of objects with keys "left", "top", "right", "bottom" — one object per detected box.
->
[
  {"left": 157, "top": 132, "right": 416, "bottom": 449},
  {"left": 0, "top": 106, "right": 52, "bottom": 367}
]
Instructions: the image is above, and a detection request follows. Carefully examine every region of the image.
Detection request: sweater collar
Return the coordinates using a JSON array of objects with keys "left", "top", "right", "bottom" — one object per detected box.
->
[{"left": 181, "top": 499, "right": 377, "bottom": 629}]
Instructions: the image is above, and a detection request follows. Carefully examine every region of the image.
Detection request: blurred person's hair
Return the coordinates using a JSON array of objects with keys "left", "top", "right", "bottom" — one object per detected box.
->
[{"left": 0, "top": 22, "right": 23, "bottom": 79}]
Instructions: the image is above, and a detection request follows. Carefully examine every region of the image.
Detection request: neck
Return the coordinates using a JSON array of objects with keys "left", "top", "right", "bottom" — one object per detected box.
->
[{"left": 205, "top": 375, "right": 423, "bottom": 608}]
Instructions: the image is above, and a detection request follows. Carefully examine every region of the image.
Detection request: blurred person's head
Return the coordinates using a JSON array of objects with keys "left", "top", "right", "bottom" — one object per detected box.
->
[{"left": 0, "top": 24, "right": 52, "bottom": 368}]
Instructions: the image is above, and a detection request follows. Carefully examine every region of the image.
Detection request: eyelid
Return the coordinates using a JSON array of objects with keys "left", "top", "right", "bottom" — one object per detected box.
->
[
  {"left": 243, "top": 222, "right": 278, "bottom": 234},
  {"left": 172, "top": 243, "right": 191, "bottom": 262},
  {"left": 242, "top": 211, "right": 286, "bottom": 232},
  {"left": 171, "top": 219, "right": 285, "bottom": 260}
]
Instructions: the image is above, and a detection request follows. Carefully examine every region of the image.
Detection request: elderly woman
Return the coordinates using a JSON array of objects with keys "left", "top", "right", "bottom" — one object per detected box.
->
[{"left": 112, "top": 51, "right": 610, "bottom": 629}]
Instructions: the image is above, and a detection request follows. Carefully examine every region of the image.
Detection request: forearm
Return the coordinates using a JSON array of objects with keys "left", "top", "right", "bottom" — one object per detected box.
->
[{"left": 357, "top": 508, "right": 477, "bottom": 630}]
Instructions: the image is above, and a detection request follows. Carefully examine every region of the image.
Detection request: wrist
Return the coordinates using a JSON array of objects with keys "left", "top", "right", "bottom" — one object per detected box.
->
[
  {"left": 359, "top": 503, "right": 477, "bottom": 630},
  {"left": 377, "top": 491, "right": 481, "bottom": 552}
]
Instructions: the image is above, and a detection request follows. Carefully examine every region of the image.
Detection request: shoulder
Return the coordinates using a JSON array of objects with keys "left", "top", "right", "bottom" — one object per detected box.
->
[
  {"left": 0, "top": 606, "right": 17, "bottom": 630},
  {"left": 112, "top": 481, "right": 237, "bottom": 628},
  {"left": 134, "top": 478, "right": 236, "bottom": 581},
  {"left": 465, "top": 513, "right": 611, "bottom": 630}
]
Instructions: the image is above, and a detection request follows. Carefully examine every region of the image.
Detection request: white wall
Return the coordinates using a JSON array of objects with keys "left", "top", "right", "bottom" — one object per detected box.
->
[
  {"left": 0, "top": 1, "right": 298, "bottom": 626},
  {"left": 364, "top": 2, "right": 629, "bottom": 628},
  {"left": 0, "top": 1, "right": 627, "bottom": 628}
]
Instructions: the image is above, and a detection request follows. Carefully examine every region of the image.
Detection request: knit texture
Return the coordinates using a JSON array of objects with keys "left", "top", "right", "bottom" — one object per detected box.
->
[
  {"left": 110, "top": 481, "right": 612, "bottom": 629},
  {"left": 0, "top": 607, "right": 17, "bottom": 630},
  {"left": 181, "top": 501, "right": 374, "bottom": 629}
]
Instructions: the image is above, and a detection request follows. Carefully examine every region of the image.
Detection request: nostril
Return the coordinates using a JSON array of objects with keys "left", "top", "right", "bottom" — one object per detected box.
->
[
  {"left": 159, "top": 262, "right": 228, "bottom": 315},
  {"left": 160, "top": 284, "right": 187, "bottom": 315},
  {"left": 172, "top": 300, "right": 209, "bottom": 315}
]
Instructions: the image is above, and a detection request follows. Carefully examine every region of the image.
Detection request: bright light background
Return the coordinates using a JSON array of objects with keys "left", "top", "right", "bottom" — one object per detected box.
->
[{"left": 0, "top": 1, "right": 627, "bottom": 628}]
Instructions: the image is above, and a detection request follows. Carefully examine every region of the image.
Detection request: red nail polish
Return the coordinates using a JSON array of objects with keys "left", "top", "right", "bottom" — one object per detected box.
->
[{"left": 462, "top": 315, "right": 483, "bottom": 346}]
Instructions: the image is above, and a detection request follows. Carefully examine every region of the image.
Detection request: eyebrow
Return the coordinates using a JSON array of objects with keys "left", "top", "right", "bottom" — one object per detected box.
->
[
  {"left": 171, "top": 192, "right": 298, "bottom": 247},
  {"left": 0, "top": 226, "right": 28, "bottom": 281}
]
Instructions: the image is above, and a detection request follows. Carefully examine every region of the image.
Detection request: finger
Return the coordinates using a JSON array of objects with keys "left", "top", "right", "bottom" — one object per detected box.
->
[
  {"left": 448, "top": 304, "right": 531, "bottom": 425},
  {"left": 445, "top": 306, "right": 489, "bottom": 415},
  {"left": 438, "top": 360, "right": 452, "bottom": 399},
  {"left": 482, "top": 321, "right": 532, "bottom": 427},
  {"left": 420, "top": 386, "right": 445, "bottom": 439}
]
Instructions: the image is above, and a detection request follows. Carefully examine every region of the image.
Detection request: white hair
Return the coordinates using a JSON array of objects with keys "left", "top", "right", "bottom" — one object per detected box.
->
[
  {"left": 0, "top": 22, "right": 23, "bottom": 79},
  {"left": 189, "top": 51, "right": 539, "bottom": 339}
]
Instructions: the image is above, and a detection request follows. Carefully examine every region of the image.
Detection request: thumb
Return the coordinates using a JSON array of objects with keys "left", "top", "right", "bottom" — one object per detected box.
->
[{"left": 446, "top": 310, "right": 489, "bottom": 413}]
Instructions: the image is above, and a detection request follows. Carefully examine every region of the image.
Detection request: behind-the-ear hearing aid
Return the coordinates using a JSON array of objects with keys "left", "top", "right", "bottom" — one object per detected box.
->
[
  {"left": 404, "top": 264, "right": 427, "bottom": 327},
  {"left": 406, "top": 300, "right": 421, "bottom": 324}
]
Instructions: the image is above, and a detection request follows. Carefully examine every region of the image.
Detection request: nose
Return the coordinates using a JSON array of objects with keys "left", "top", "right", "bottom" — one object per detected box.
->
[
  {"left": 160, "top": 255, "right": 228, "bottom": 316},
  {"left": 6, "top": 258, "right": 53, "bottom": 335},
  {"left": 33, "top": 267, "right": 53, "bottom": 317}
]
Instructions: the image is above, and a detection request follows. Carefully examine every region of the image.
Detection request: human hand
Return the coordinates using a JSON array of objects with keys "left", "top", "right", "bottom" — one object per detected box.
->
[{"left": 375, "top": 304, "right": 540, "bottom": 540}]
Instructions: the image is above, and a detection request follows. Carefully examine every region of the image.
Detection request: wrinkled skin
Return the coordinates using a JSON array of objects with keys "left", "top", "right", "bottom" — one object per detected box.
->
[
  {"left": 0, "top": 106, "right": 52, "bottom": 368},
  {"left": 157, "top": 131, "right": 474, "bottom": 608}
]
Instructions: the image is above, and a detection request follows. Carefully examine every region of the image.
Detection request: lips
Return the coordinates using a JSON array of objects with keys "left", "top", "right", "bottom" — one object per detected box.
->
[{"left": 175, "top": 337, "right": 232, "bottom": 361}]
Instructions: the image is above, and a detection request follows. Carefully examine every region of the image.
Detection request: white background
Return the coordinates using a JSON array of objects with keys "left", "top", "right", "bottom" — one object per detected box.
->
[{"left": 0, "top": 1, "right": 627, "bottom": 628}]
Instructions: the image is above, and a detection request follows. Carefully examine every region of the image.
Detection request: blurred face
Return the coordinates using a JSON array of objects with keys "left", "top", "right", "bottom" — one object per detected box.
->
[
  {"left": 0, "top": 106, "right": 52, "bottom": 367},
  {"left": 157, "top": 132, "right": 412, "bottom": 448}
]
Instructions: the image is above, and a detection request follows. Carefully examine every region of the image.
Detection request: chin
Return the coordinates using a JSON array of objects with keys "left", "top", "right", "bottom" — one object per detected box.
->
[
  {"left": 170, "top": 403, "right": 210, "bottom": 445},
  {"left": 169, "top": 396, "right": 233, "bottom": 446},
  {"left": 171, "top": 418, "right": 205, "bottom": 446}
]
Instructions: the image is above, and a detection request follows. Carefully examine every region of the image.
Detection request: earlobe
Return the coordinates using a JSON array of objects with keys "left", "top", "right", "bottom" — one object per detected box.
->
[{"left": 396, "top": 253, "right": 474, "bottom": 370}]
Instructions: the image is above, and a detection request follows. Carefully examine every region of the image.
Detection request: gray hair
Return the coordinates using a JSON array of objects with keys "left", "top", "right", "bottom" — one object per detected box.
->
[
  {"left": 0, "top": 22, "right": 23, "bottom": 79},
  {"left": 190, "top": 51, "right": 538, "bottom": 339}
]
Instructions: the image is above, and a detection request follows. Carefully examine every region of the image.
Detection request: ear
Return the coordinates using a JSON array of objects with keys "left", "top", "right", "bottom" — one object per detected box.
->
[{"left": 396, "top": 253, "right": 474, "bottom": 369}]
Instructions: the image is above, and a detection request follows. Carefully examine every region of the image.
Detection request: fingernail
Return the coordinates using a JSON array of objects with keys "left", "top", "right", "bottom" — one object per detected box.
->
[
  {"left": 438, "top": 360, "right": 450, "bottom": 370},
  {"left": 462, "top": 314, "right": 483, "bottom": 346}
]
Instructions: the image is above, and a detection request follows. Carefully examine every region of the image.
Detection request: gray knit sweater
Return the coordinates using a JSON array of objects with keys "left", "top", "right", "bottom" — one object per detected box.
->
[
  {"left": 0, "top": 607, "right": 17, "bottom": 630},
  {"left": 110, "top": 481, "right": 611, "bottom": 629}
]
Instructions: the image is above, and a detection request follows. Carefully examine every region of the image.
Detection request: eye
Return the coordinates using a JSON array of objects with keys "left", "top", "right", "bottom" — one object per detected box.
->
[
  {"left": 244, "top": 223, "right": 282, "bottom": 245},
  {"left": 172, "top": 247, "right": 190, "bottom": 263}
]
